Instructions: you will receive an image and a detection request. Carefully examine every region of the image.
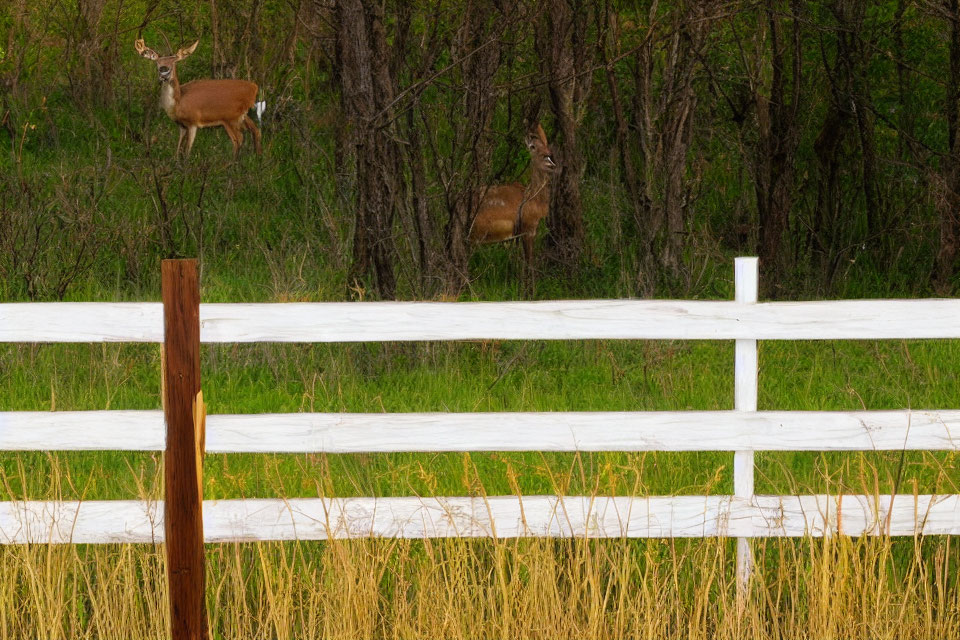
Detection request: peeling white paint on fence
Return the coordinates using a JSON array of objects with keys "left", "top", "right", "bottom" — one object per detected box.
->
[
  {"left": 0, "top": 411, "right": 166, "bottom": 450},
  {"left": 2, "top": 410, "right": 959, "bottom": 452},
  {"left": 0, "top": 302, "right": 164, "bottom": 342},
  {"left": 197, "top": 299, "right": 960, "bottom": 342},
  {"left": 5, "top": 298, "right": 960, "bottom": 343},
  {"left": 1, "top": 495, "right": 957, "bottom": 545}
]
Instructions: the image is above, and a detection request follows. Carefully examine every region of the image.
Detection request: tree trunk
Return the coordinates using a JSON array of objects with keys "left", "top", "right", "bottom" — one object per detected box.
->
[
  {"left": 442, "top": 0, "right": 504, "bottom": 294},
  {"left": 597, "top": 3, "right": 655, "bottom": 294},
  {"left": 933, "top": 0, "right": 960, "bottom": 291},
  {"left": 754, "top": 1, "right": 803, "bottom": 296},
  {"left": 540, "top": 0, "right": 592, "bottom": 269},
  {"left": 335, "top": 0, "right": 399, "bottom": 299}
]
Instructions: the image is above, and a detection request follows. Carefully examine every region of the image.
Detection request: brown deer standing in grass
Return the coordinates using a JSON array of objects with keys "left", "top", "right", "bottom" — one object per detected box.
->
[
  {"left": 469, "top": 123, "right": 557, "bottom": 277},
  {"left": 135, "top": 38, "right": 262, "bottom": 159}
]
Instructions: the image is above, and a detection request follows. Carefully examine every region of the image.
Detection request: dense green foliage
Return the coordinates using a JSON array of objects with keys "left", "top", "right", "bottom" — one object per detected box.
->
[
  {"left": 1, "top": 0, "right": 960, "bottom": 300},
  {"left": 2, "top": 2, "right": 959, "bottom": 637}
]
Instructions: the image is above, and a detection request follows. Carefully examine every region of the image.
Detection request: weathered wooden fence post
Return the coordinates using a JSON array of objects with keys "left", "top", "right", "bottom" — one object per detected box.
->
[
  {"left": 161, "top": 259, "right": 208, "bottom": 640},
  {"left": 734, "top": 257, "right": 758, "bottom": 600}
]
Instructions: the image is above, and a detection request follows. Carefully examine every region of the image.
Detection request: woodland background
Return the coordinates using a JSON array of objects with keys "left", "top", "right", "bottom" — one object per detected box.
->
[
  {"left": 2, "top": 0, "right": 960, "bottom": 301},
  {"left": 3, "top": 4, "right": 960, "bottom": 637}
]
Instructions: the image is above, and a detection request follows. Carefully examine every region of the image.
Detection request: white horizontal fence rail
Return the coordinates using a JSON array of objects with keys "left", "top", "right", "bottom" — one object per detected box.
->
[
  {"left": 0, "top": 303, "right": 164, "bottom": 343},
  {"left": 2, "top": 410, "right": 959, "bottom": 453},
  {"left": 2, "top": 495, "right": 959, "bottom": 545},
  {"left": 5, "top": 298, "right": 960, "bottom": 343}
]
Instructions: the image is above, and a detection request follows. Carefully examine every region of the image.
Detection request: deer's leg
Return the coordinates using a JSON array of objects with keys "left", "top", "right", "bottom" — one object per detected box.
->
[
  {"left": 183, "top": 126, "right": 198, "bottom": 158},
  {"left": 521, "top": 233, "right": 536, "bottom": 296},
  {"left": 521, "top": 233, "right": 535, "bottom": 267},
  {"left": 223, "top": 122, "right": 243, "bottom": 158},
  {"left": 243, "top": 116, "right": 262, "bottom": 155},
  {"left": 234, "top": 118, "right": 247, "bottom": 151},
  {"left": 176, "top": 125, "right": 187, "bottom": 157}
]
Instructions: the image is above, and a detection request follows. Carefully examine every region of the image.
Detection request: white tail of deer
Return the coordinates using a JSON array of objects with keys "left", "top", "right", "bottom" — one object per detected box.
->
[
  {"left": 469, "top": 123, "right": 557, "bottom": 271},
  {"left": 135, "top": 38, "right": 262, "bottom": 158}
]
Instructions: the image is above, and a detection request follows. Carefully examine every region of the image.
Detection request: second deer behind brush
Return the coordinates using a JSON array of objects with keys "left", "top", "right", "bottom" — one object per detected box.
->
[{"left": 469, "top": 124, "right": 557, "bottom": 271}]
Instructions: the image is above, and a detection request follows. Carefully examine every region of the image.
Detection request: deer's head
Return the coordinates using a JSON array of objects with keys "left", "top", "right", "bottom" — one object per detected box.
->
[
  {"left": 526, "top": 124, "right": 557, "bottom": 175},
  {"left": 135, "top": 39, "right": 199, "bottom": 84}
]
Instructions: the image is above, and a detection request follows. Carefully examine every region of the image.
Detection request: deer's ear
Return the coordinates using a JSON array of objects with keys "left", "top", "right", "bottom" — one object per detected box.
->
[
  {"left": 535, "top": 123, "right": 548, "bottom": 145},
  {"left": 526, "top": 122, "right": 548, "bottom": 149},
  {"left": 135, "top": 39, "right": 159, "bottom": 60},
  {"left": 177, "top": 40, "right": 199, "bottom": 60}
]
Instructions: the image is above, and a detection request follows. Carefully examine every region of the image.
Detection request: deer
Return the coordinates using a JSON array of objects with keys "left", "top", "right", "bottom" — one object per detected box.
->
[
  {"left": 135, "top": 38, "right": 262, "bottom": 159},
  {"left": 469, "top": 123, "right": 557, "bottom": 277}
]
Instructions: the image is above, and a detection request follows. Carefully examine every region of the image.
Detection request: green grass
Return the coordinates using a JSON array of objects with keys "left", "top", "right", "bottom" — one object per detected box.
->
[
  {"left": 2, "top": 78, "right": 958, "bottom": 639},
  {"left": 2, "top": 338, "right": 957, "bottom": 504}
]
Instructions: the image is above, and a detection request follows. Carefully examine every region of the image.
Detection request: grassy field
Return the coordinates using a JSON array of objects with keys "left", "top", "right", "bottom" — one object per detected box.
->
[
  {"left": 4, "top": 338, "right": 960, "bottom": 500},
  {"left": 1, "top": 333, "right": 959, "bottom": 638},
  {"left": 2, "top": 91, "right": 959, "bottom": 639}
]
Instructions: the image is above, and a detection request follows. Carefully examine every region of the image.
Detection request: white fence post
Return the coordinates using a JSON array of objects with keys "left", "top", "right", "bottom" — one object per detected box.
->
[{"left": 734, "top": 257, "right": 759, "bottom": 598}]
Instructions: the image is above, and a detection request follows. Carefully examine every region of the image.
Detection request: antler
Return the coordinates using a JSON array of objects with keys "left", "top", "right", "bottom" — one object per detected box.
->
[
  {"left": 159, "top": 31, "right": 172, "bottom": 54},
  {"left": 134, "top": 38, "right": 159, "bottom": 60}
]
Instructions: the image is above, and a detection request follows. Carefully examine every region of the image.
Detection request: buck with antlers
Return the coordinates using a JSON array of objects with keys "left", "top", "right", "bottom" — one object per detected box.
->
[
  {"left": 135, "top": 38, "right": 261, "bottom": 158},
  {"left": 469, "top": 123, "right": 557, "bottom": 274}
]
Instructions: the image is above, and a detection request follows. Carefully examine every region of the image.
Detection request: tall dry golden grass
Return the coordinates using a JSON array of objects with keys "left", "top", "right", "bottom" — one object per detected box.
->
[
  {"left": 1, "top": 447, "right": 957, "bottom": 638},
  {"left": 2, "top": 527, "right": 957, "bottom": 639}
]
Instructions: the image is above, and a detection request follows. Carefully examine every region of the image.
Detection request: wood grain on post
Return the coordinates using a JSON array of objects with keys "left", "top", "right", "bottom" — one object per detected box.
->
[{"left": 161, "top": 259, "right": 208, "bottom": 640}]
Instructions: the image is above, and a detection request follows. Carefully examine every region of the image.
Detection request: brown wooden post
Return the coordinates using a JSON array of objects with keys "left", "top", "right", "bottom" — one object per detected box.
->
[{"left": 161, "top": 259, "right": 208, "bottom": 640}]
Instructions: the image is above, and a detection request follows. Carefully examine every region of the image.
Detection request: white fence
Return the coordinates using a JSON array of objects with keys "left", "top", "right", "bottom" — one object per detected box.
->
[{"left": 1, "top": 257, "right": 959, "bottom": 550}]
